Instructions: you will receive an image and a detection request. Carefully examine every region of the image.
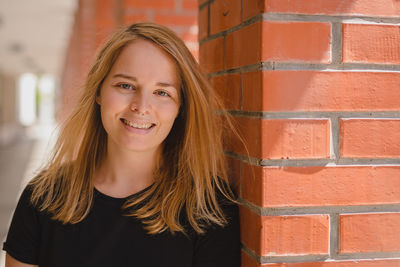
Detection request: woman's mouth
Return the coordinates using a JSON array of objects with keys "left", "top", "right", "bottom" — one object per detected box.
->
[{"left": 121, "top": 118, "right": 155, "bottom": 129}]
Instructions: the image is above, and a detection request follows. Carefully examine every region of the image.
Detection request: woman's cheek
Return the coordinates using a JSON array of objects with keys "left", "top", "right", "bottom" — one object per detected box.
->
[
  {"left": 158, "top": 101, "right": 180, "bottom": 120},
  {"left": 103, "top": 90, "right": 130, "bottom": 110}
]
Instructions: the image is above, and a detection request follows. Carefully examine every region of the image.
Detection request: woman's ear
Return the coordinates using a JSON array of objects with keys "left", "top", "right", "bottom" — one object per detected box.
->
[
  {"left": 96, "top": 95, "right": 101, "bottom": 105},
  {"left": 96, "top": 87, "right": 102, "bottom": 105}
]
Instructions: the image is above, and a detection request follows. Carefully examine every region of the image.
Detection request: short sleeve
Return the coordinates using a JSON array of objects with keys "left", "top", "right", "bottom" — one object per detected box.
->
[
  {"left": 192, "top": 201, "right": 241, "bottom": 267},
  {"left": 2, "top": 186, "right": 41, "bottom": 265}
]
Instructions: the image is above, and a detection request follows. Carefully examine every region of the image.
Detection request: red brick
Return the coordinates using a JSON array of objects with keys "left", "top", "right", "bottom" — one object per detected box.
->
[
  {"left": 123, "top": 0, "right": 175, "bottom": 10},
  {"left": 95, "top": 0, "right": 116, "bottom": 24},
  {"left": 210, "top": 0, "right": 241, "bottom": 34},
  {"left": 262, "top": 260, "right": 400, "bottom": 266},
  {"left": 154, "top": 14, "right": 197, "bottom": 27},
  {"left": 226, "top": 22, "right": 262, "bottom": 69},
  {"left": 260, "top": 166, "right": 400, "bottom": 207},
  {"left": 242, "top": 251, "right": 261, "bottom": 267},
  {"left": 241, "top": 207, "right": 330, "bottom": 256},
  {"left": 226, "top": 118, "right": 331, "bottom": 160},
  {"left": 260, "top": 71, "right": 400, "bottom": 111},
  {"left": 182, "top": 0, "right": 198, "bottom": 11},
  {"left": 243, "top": 0, "right": 264, "bottom": 21},
  {"left": 341, "top": 119, "right": 400, "bottom": 158},
  {"left": 242, "top": 71, "right": 263, "bottom": 111},
  {"left": 76, "top": 2, "right": 97, "bottom": 77},
  {"left": 198, "top": 5, "right": 209, "bottom": 40},
  {"left": 226, "top": 117, "right": 262, "bottom": 158},
  {"left": 238, "top": 254, "right": 400, "bottom": 267},
  {"left": 264, "top": 0, "right": 400, "bottom": 18},
  {"left": 262, "top": 21, "right": 331, "bottom": 63},
  {"left": 340, "top": 213, "right": 400, "bottom": 253},
  {"left": 262, "top": 215, "right": 329, "bottom": 256},
  {"left": 199, "top": 37, "right": 224, "bottom": 73},
  {"left": 343, "top": 23, "right": 400, "bottom": 64},
  {"left": 123, "top": 13, "right": 148, "bottom": 25},
  {"left": 242, "top": 164, "right": 263, "bottom": 206},
  {"left": 210, "top": 74, "right": 241, "bottom": 110},
  {"left": 95, "top": 0, "right": 117, "bottom": 47},
  {"left": 226, "top": 155, "right": 241, "bottom": 195},
  {"left": 262, "top": 119, "right": 330, "bottom": 159},
  {"left": 240, "top": 207, "right": 262, "bottom": 255}
]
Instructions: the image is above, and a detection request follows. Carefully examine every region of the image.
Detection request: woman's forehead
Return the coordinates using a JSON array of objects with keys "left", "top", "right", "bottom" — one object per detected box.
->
[{"left": 108, "top": 39, "right": 180, "bottom": 87}]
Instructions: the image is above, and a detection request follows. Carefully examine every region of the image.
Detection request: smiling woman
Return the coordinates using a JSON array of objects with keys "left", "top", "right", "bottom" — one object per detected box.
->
[
  {"left": 2, "top": 22, "right": 241, "bottom": 267},
  {"left": 97, "top": 40, "right": 181, "bottom": 155}
]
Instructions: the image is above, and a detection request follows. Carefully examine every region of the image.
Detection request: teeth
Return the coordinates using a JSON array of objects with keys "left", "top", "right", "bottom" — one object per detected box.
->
[{"left": 122, "top": 119, "right": 153, "bottom": 129}]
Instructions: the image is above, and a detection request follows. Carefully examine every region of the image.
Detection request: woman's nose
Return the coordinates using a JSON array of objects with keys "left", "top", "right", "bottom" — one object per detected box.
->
[{"left": 130, "top": 91, "right": 151, "bottom": 115}]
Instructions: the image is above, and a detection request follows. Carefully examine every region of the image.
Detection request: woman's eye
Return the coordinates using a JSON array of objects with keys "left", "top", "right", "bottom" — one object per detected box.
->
[
  {"left": 156, "top": 90, "right": 170, "bottom": 97},
  {"left": 118, "top": 83, "right": 133, "bottom": 90}
]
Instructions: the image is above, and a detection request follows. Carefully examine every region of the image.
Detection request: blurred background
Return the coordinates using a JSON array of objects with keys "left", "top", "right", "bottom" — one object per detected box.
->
[
  {"left": 0, "top": 0, "right": 198, "bottom": 265},
  {"left": 0, "top": 0, "right": 76, "bottom": 265}
]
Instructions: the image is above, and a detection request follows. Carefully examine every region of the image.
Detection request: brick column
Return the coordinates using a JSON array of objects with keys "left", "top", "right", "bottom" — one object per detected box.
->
[
  {"left": 198, "top": 0, "right": 400, "bottom": 266},
  {"left": 60, "top": 0, "right": 97, "bottom": 120}
]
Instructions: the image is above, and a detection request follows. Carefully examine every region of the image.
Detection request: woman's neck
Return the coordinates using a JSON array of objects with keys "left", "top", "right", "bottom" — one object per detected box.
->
[{"left": 94, "top": 142, "right": 160, "bottom": 198}]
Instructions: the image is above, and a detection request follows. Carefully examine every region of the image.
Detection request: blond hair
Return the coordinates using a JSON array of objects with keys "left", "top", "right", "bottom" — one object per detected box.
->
[{"left": 30, "top": 22, "right": 238, "bottom": 234}]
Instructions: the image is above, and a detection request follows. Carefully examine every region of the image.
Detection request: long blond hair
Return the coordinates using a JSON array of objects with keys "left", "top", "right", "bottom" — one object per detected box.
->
[{"left": 30, "top": 22, "right": 237, "bottom": 234}]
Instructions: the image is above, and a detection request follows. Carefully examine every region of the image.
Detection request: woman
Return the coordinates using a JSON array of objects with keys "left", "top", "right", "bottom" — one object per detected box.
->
[{"left": 3, "top": 22, "right": 240, "bottom": 267}]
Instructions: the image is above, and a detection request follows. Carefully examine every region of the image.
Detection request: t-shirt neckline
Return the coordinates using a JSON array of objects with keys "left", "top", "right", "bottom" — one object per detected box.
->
[{"left": 93, "top": 184, "right": 153, "bottom": 205}]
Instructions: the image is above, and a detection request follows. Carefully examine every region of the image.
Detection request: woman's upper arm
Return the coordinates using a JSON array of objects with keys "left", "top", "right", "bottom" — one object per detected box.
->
[
  {"left": 3, "top": 186, "right": 41, "bottom": 265},
  {"left": 5, "top": 253, "right": 38, "bottom": 267}
]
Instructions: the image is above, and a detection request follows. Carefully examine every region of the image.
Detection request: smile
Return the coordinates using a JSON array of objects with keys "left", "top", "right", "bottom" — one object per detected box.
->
[{"left": 121, "top": 118, "right": 155, "bottom": 129}]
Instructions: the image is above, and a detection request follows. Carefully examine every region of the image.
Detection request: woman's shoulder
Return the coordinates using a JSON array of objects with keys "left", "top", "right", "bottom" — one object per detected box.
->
[
  {"left": 8, "top": 183, "right": 44, "bottom": 227},
  {"left": 22, "top": 167, "right": 67, "bottom": 211},
  {"left": 17, "top": 183, "right": 35, "bottom": 206},
  {"left": 17, "top": 182, "right": 49, "bottom": 216}
]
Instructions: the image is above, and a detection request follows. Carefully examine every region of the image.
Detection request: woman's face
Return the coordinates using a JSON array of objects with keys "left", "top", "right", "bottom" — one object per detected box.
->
[{"left": 97, "top": 39, "right": 181, "bottom": 154}]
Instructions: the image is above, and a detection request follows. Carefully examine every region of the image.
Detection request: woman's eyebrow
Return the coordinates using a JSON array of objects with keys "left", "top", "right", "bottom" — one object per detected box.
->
[
  {"left": 156, "top": 82, "right": 176, "bottom": 88},
  {"left": 112, "top": 73, "right": 137, "bottom": 81},
  {"left": 112, "top": 73, "right": 177, "bottom": 88}
]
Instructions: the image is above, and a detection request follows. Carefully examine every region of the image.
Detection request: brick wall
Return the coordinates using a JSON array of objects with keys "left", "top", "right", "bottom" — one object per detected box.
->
[
  {"left": 59, "top": 0, "right": 197, "bottom": 120},
  {"left": 198, "top": 0, "right": 400, "bottom": 266},
  {"left": 123, "top": 0, "right": 198, "bottom": 57}
]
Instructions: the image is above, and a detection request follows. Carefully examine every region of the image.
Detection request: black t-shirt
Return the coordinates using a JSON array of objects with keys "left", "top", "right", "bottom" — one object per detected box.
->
[{"left": 3, "top": 185, "right": 240, "bottom": 267}]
